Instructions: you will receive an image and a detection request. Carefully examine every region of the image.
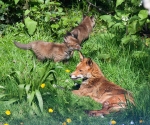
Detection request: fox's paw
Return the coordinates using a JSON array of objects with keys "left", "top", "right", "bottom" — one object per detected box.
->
[{"left": 84, "top": 110, "right": 104, "bottom": 117}]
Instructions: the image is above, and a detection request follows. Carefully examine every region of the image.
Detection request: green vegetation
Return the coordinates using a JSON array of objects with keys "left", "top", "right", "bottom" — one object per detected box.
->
[{"left": 0, "top": 0, "right": 150, "bottom": 124}]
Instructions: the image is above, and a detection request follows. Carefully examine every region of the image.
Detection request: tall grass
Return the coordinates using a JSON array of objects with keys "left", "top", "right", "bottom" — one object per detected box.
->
[{"left": 0, "top": 15, "right": 150, "bottom": 125}]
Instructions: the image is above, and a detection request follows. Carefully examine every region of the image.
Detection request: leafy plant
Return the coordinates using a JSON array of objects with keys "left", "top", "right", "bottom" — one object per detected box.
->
[
  {"left": 99, "top": 0, "right": 150, "bottom": 59},
  {"left": 0, "top": 62, "right": 58, "bottom": 115},
  {"left": 100, "top": 0, "right": 149, "bottom": 40},
  {"left": 0, "top": 0, "right": 83, "bottom": 37}
]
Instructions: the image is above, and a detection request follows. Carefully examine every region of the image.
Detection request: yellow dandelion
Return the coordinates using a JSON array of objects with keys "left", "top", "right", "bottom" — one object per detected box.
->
[
  {"left": 139, "top": 120, "right": 144, "bottom": 123},
  {"left": 48, "top": 108, "right": 53, "bottom": 113},
  {"left": 65, "top": 69, "right": 70, "bottom": 73},
  {"left": 66, "top": 118, "right": 72, "bottom": 123},
  {"left": 111, "top": 120, "right": 116, "bottom": 125},
  {"left": 40, "top": 83, "right": 45, "bottom": 88},
  {"left": 62, "top": 122, "right": 66, "bottom": 125},
  {"left": 5, "top": 110, "right": 11, "bottom": 115},
  {"left": 4, "top": 123, "right": 9, "bottom": 125}
]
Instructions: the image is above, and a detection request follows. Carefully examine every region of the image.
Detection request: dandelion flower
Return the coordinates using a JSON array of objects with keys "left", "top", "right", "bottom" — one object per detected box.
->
[
  {"left": 40, "top": 83, "right": 45, "bottom": 88},
  {"left": 111, "top": 120, "right": 116, "bottom": 125},
  {"left": 4, "top": 123, "right": 9, "bottom": 125},
  {"left": 48, "top": 108, "right": 53, "bottom": 113},
  {"left": 62, "top": 122, "right": 66, "bottom": 125},
  {"left": 139, "top": 120, "right": 144, "bottom": 123},
  {"left": 5, "top": 110, "right": 11, "bottom": 115},
  {"left": 65, "top": 69, "right": 70, "bottom": 73},
  {"left": 66, "top": 118, "right": 72, "bottom": 123}
]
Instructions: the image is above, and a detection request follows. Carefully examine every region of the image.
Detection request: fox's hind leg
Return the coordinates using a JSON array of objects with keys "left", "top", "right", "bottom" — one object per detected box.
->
[
  {"left": 86, "top": 95, "right": 127, "bottom": 117},
  {"left": 85, "top": 101, "right": 110, "bottom": 117}
]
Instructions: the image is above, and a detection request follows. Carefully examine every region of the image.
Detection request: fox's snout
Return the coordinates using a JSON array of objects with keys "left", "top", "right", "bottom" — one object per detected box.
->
[
  {"left": 70, "top": 72, "right": 84, "bottom": 80},
  {"left": 69, "top": 73, "right": 77, "bottom": 80}
]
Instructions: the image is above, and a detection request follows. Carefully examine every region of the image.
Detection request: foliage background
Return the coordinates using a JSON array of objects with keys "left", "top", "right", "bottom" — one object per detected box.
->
[{"left": 0, "top": 0, "right": 150, "bottom": 124}]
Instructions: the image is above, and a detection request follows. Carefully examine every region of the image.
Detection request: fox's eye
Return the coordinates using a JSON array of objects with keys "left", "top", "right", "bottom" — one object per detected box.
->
[{"left": 79, "top": 70, "right": 82, "bottom": 72}]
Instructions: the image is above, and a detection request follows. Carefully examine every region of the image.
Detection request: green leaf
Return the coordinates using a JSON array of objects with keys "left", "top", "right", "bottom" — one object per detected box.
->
[
  {"left": 58, "top": 7, "right": 63, "bottom": 12},
  {"left": 14, "top": 0, "right": 19, "bottom": 4},
  {"left": 139, "top": 19, "right": 147, "bottom": 26},
  {"left": 128, "top": 15, "right": 139, "bottom": 23},
  {"left": 51, "top": 24, "right": 59, "bottom": 29},
  {"left": 0, "top": 94, "right": 7, "bottom": 98},
  {"left": 100, "top": 15, "right": 112, "bottom": 22},
  {"left": 116, "top": 0, "right": 125, "bottom": 7},
  {"left": 18, "top": 84, "right": 25, "bottom": 100},
  {"left": 121, "top": 36, "right": 131, "bottom": 44},
  {"left": 27, "top": 91, "right": 35, "bottom": 105},
  {"left": 0, "top": 85, "right": 5, "bottom": 89},
  {"left": 138, "top": 10, "right": 148, "bottom": 20},
  {"left": 25, "top": 84, "right": 31, "bottom": 94},
  {"left": 99, "top": 54, "right": 110, "bottom": 60},
  {"left": 45, "top": 15, "right": 50, "bottom": 22},
  {"left": 45, "top": 0, "right": 50, "bottom": 4},
  {"left": 113, "top": 23, "right": 124, "bottom": 29},
  {"left": 31, "top": 102, "right": 40, "bottom": 116},
  {"left": 132, "top": 51, "right": 148, "bottom": 58},
  {"left": 35, "top": 90, "right": 43, "bottom": 112},
  {"left": 3, "top": 98, "right": 18, "bottom": 105},
  {"left": 37, "top": 0, "right": 44, "bottom": 3},
  {"left": 121, "top": 35, "right": 138, "bottom": 44},
  {"left": 131, "top": 0, "right": 137, "bottom": 3},
  {"left": 24, "top": 17, "right": 37, "bottom": 35},
  {"left": 128, "top": 20, "right": 140, "bottom": 34},
  {"left": 49, "top": 2, "right": 60, "bottom": 5},
  {"left": 24, "top": 10, "right": 30, "bottom": 16}
]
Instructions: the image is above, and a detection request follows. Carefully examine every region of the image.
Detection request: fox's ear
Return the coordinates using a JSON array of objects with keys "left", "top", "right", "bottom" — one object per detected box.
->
[
  {"left": 90, "top": 16, "right": 95, "bottom": 22},
  {"left": 86, "top": 58, "right": 93, "bottom": 67},
  {"left": 66, "top": 32, "right": 72, "bottom": 36},
  {"left": 79, "top": 51, "right": 84, "bottom": 61},
  {"left": 73, "top": 33, "right": 78, "bottom": 39},
  {"left": 64, "top": 37, "right": 67, "bottom": 43}
]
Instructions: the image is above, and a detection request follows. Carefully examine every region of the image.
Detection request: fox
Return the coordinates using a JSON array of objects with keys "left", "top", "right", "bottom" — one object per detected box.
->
[
  {"left": 70, "top": 52, "right": 134, "bottom": 117},
  {"left": 14, "top": 33, "right": 81, "bottom": 62},
  {"left": 70, "top": 15, "right": 95, "bottom": 45}
]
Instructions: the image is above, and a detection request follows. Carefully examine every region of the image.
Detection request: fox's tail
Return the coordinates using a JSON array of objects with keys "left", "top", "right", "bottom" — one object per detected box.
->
[{"left": 14, "top": 41, "right": 32, "bottom": 50}]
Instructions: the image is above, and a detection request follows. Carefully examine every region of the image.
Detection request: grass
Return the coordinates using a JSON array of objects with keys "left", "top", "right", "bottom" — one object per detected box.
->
[{"left": 0, "top": 16, "right": 150, "bottom": 125}]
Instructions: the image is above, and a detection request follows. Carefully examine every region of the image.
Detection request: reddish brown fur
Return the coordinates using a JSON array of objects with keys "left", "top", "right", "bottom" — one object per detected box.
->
[
  {"left": 70, "top": 52, "right": 134, "bottom": 116},
  {"left": 14, "top": 35, "right": 81, "bottom": 62}
]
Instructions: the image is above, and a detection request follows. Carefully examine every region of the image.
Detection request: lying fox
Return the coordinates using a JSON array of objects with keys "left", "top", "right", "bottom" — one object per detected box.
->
[
  {"left": 70, "top": 15, "right": 95, "bottom": 44},
  {"left": 70, "top": 52, "right": 134, "bottom": 117},
  {"left": 14, "top": 34, "right": 81, "bottom": 62}
]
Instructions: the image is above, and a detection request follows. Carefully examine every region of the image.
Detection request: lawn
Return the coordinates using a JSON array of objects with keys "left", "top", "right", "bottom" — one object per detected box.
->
[{"left": 0, "top": 14, "right": 150, "bottom": 125}]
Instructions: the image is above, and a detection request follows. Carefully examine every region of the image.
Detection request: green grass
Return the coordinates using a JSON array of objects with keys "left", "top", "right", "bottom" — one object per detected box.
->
[{"left": 1, "top": 17, "right": 150, "bottom": 125}]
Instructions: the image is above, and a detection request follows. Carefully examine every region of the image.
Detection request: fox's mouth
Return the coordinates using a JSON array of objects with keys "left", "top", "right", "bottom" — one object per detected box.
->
[
  {"left": 71, "top": 76, "right": 82, "bottom": 80},
  {"left": 70, "top": 74, "right": 84, "bottom": 80}
]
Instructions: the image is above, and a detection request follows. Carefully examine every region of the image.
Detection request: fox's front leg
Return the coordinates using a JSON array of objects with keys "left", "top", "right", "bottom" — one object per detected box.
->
[{"left": 72, "top": 90, "right": 81, "bottom": 96}]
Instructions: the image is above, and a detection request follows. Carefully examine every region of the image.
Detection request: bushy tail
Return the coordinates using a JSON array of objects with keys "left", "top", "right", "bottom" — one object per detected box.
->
[{"left": 14, "top": 41, "right": 32, "bottom": 50}]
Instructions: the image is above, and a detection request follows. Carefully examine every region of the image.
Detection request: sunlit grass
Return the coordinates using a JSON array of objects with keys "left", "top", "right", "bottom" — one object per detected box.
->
[{"left": 0, "top": 19, "right": 150, "bottom": 125}]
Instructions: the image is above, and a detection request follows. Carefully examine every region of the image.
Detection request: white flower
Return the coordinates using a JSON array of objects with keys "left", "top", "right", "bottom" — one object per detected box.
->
[
  {"left": 139, "top": 0, "right": 143, "bottom": 6},
  {"left": 122, "top": 16, "right": 129, "bottom": 21},
  {"left": 130, "top": 120, "right": 134, "bottom": 124}
]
